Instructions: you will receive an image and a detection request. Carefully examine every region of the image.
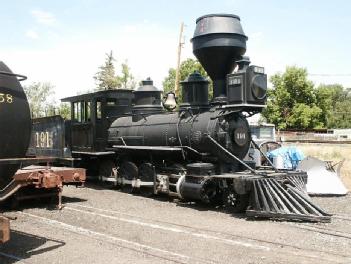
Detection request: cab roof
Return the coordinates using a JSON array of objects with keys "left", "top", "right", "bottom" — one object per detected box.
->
[{"left": 61, "top": 89, "right": 133, "bottom": 102}]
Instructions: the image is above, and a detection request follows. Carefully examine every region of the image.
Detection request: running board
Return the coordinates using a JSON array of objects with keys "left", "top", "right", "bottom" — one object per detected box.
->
[{"left": 246, "top": 177, "right": 331, "bottom": 223}]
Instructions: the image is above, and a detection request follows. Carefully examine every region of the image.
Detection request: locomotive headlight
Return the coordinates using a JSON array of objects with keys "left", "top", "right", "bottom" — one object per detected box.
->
[
  {"left": 251, "top": 74, "right": 267, "bottom": 100},
  {"left": 253, "top": 66, "right": 264, "bottom": 74}
]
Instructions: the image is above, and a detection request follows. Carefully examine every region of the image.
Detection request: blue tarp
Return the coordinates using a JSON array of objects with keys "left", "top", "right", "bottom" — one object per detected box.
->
[{"left": 267, "top": 146, "right": 305, "bottom": 169}]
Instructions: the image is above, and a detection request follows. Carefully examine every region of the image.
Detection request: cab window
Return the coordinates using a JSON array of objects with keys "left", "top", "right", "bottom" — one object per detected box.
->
[
  {"left": 73, "top": 102, "right": 82, "bottom": 122},
  {"left": 73, "top": 101, "right": 91, "bottom": 122},
  {"left": 96, "top": 100, "right": 102, "bottom": 120}
]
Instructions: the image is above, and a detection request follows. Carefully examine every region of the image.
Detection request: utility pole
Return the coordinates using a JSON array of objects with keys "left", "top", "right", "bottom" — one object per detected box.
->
[{"left": 174, "top": 22, "right": 184, "bottom": 98}]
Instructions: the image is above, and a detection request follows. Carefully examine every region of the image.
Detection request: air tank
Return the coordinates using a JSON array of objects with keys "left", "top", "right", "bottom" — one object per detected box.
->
[
  {"left": 191, "top": 14, "right": 248, "bottom": 103},
  {"left": 0, "top": 62, "right": 31, "bottom": 188}
]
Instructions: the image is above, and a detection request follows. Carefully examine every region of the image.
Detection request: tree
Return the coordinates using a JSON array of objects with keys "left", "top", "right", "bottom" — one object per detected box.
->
[
  {"left": 58, "top": 102, "right": 71, "bottom": 120},
  {"left": 330, "top": 99, "right": 351, "bottom": 128},
  {"left": 94, "top": 51, "right": 120, "bottom": 90},
  {"left": 315, "top": 84, "right": 349, "bottom": 128},
  {"left": 262, "top": 66, "right": 323, "bottom": 129},
  {"left": 94, "top": 52, "right": 136, "bottom": 90},
  {"left": 24, "top": 82, "right": 57, "bottom": 118},
  {"left": 286, "top": 103, "right": 323, "bottom": 129},
  {"left": 162, "top": 58, "right": 212, "bottom": 102},
  {"left": 118, "top": 60, "right": 136, "bottom": 89}
]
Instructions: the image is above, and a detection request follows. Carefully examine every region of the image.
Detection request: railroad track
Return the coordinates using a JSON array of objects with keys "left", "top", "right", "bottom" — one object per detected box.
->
[
  {"left": 0, "top": 251, "right": 26, "bottom": 263},
  {"left": 18, "top": 210, "right": 219, "bottom": 264},
  {"left": 290, "top": 223, "right": 351, "bottom": 240},
  {"left": 280, "top": 213, "right": 351, "bottom": 240},
  {"left": 5, "top": 200, "right": 351, "bottom": 264},
  {"left": 56, "top": 203, "right": 351, "bottom": 263},
  {"left": 333, "top": 213, "right": 351, "bottom": 222}
]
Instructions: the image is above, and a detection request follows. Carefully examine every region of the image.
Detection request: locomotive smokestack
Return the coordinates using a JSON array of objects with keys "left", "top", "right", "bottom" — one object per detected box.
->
[{"left": 191, "top": 14, "right": 248, "bottom": 104}]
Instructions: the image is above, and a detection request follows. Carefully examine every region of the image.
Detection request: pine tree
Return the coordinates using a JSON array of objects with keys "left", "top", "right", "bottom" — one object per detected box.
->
[
  {"left": 94, "top": 51, "right": 120, "bottom": 90},
  {"left": 118, "top": 60, "right": 136, "bottom": 89}
]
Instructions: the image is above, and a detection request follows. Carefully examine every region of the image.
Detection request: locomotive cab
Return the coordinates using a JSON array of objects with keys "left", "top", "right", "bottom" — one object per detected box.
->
[{"left": 62, "top": 89, "right": 133, "bottom": 153}]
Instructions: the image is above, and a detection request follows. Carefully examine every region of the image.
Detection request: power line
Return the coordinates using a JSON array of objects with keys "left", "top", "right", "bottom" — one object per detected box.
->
[{"left": 309, "top": 74, "right": 351, "bottom": 77}]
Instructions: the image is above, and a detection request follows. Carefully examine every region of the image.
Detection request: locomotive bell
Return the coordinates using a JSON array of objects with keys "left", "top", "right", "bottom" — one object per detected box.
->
[
  {"left": 163, "top": 91, "right": 177, "bottom": 111},
  {"left": 191, "top": 14, "right": 248, "bottom": 104}
]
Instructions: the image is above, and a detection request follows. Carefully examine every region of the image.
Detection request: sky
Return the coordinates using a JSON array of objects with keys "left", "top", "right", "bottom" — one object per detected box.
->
[{"left": 1, "top": 0, "right": 351, "bottom": 101}]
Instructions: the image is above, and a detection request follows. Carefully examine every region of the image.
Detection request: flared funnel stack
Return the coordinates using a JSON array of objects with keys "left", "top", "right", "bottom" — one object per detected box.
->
[{"left": 191, "top": 14, "right": 248, "bottom": 103}]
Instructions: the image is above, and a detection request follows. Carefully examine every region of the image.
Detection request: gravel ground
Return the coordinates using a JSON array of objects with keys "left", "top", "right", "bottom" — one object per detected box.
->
[{"left": 1, "top": 184, "right": 351, "bottom": 264}]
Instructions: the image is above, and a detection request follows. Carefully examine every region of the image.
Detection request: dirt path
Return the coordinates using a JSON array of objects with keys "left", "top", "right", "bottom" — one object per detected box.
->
[{"left": 1, "top": 185, "right": 350, "bottom": 264}]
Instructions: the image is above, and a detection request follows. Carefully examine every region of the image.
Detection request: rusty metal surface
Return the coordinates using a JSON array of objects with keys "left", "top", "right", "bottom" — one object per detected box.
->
[
  {"left": 0, "top": 215, "right": 10, "bottom": 243},
  {"left": 0, "top": 164, "right": 85, "bottom": 244},
  {"left": 0, "top": 165, "right": 85, "bottom": 210},
  {"left": 16, "top": 166, "right": 86, "bottom": 185},
  {"left": 14, "top": 170, "right": 62, "bottom": 189}
]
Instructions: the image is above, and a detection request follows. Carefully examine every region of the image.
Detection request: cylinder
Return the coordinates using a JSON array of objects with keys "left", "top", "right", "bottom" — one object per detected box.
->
[
  {"left": 180, "top": 163, "right": 216, "bottom": 202},
  {"left": 186, "top": 162, "right": 214, "bottom": 176},
  {"left": 0, "top": 62, "right": 31, "bottom": 188}
]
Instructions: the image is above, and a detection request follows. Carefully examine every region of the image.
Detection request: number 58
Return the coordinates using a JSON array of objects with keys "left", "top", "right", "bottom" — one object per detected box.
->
[{"left": 0, "top": 93, "right": 13, "bottom": 103}]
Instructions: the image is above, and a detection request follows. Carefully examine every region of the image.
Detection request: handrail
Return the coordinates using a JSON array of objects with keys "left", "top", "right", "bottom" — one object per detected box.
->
[{"left": 0, "top": 71, "right": 27, "bottom": 81}]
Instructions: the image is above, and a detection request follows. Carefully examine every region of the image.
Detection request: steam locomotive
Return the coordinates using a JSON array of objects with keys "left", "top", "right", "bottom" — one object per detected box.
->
[{"left": 26, "top": 14, "right": 330, "bottom": 221}]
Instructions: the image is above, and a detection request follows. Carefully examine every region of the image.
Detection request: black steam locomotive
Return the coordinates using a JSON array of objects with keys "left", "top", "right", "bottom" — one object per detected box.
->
[{"left": 27, "top": 14, "right": 330, "bottom": 222}]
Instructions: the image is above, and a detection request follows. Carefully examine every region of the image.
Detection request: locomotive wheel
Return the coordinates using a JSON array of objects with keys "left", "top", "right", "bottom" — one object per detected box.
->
[
  {"left": 139, "top": 186, "right": 154, "bottom": 197},
  {"left": 139, "top": 163, "right": 155, "bottom": 182},
  {"left": 99, "top": 159, "right": 117, "bottom": 178},
  {"left": 121, "top": 184, "right": 134, "bottom": 194},
  {"left": 119, "top": 161, "right": 138, "bottom": 180},
  {"left": 200, "top": 178, "right": 222, "bottom": 205},
  {"left": 223, "top": 189, "right": 249, "bottom": 213},
  {"left": 138, "top": 163, "right": 155, "bottom": 196},
  {"left": 119, "top": 161, "right": 138, "bottom": 193}
]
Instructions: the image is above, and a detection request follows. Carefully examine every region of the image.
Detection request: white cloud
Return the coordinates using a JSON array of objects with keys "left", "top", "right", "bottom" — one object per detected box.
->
[
  {"left": 25, "top": 29, "right": 39, "bottom": 39},
  {"left": 31, "top": 9, "right": 57, "bottom": 26},
  {"left": 1, "top": 22, "right": 191, "bottom": 101},
  {"left": 12, "top": 20, "right": 349, "bottom": 105}
]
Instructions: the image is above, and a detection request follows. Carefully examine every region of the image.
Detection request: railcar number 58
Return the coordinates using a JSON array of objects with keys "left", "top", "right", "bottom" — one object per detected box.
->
[{"left": 0, "top": 93, "right": 13, "bottom": 103}]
